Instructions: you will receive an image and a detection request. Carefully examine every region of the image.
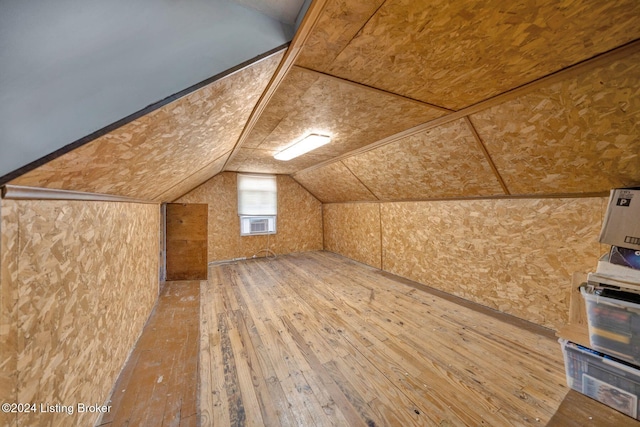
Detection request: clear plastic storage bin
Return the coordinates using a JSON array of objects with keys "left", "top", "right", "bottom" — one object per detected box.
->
[
  {"left": 581, "top": 285, "right": 640, "bottom": 366},
  {"left": 560, "top": 339, "right": 640, "bottom": 419}
]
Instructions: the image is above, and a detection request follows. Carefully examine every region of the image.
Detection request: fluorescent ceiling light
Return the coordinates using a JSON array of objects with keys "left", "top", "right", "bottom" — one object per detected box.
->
[{"left": 274, "top": 133, "right": 331, "bottom": 161}]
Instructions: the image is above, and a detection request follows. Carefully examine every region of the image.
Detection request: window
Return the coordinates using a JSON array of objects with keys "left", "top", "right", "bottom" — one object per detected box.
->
[{"left": 238, "top": 174, "right": 277, "bottom": 235}]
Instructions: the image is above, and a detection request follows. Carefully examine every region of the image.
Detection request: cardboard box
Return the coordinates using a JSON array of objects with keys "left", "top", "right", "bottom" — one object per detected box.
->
[{"left": 599, "top": 188, "right": 640, "bottom": 251}]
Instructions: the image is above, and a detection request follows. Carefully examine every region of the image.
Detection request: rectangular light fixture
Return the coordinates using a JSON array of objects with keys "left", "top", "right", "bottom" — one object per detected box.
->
[{"left": 273, "top": 133, "right": 331, "bottom": 161}]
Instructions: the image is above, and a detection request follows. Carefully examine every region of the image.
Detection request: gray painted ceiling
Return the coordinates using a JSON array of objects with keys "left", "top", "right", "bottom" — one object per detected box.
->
[{"left": 0, "top": 0, "right": 307, "bottom": 179}]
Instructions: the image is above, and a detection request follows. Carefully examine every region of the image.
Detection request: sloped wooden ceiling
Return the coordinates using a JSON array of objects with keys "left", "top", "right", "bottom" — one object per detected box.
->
[
  {"left": 230, "top": 0, "right": 640, "bottom": 202},
  {"left": 225, "top": 66, "right": 448, "bottom": 174},
  {"left": 5, "top": 0, "right": 639, "bottom": 203}
]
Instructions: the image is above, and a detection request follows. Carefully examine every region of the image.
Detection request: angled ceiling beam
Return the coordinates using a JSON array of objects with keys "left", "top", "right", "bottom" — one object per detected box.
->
[
  {"left": 294, "top": 65, "right": 454, "bottom": 113},
  {"left": 222, "top": 0, "right": 330, "bottom": 171}
]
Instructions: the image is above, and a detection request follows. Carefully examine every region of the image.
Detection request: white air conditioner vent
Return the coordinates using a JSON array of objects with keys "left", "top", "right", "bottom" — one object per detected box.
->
[
  {"left": 240, "top": 216, "right": 276, "bottom": 236},
  {"left": 250, "top": 218, "right": 268, "bottom": 233}
]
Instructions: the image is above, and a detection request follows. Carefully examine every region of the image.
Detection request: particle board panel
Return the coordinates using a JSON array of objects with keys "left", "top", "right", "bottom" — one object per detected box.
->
[
  {"left": 323, "top": 203, "right": 381, "bottom": 269},
  {"left": 319, "top": 0, "right": 640, "bottom": 110},
  {"left": 295, "top": 0, "right": 386, "bottom": 72},
  {"left": 0, "top": 200, "right": 18, "bottom": 427},
  {"left": 11, "top": 200, "right": 159, "bottom": 426},
  {"left": 294, "top": 161, "right": 377, "bottom": 203},
  {"left": 229, "top": 66, "right": 446, "bottom": 173},
  {"left": 267, "top": 175, "right": 323, "bottom": 255},
  {"left": 380, "top": 197, "right": 606, "bottom": 329},
  {"left": 10, "top": 51, "right": 284, "bottom": 200},
  {"left": 157, "top": 153, "right": 229, "bottom": 203},
  {"left": 176, "top": 172, "right": 322, "bottom": 262},
  {"left": 341, "top": 118, "right": 506, "bottom": 200},
  {"left": 470, "top": 51, "right": 640, "bottom": 195},
  {"left": 241, "top": 68, "right": 322, "bottom": 149}
]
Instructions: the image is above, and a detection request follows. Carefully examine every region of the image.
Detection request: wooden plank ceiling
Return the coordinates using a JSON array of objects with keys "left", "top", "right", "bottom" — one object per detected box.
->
[{"left": 9, "top": 0, "right": 640, "bottom": 202}]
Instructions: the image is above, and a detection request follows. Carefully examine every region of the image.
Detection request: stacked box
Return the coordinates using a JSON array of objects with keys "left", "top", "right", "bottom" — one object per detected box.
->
[
  {"left": 599, "top": 188, "right": 640, "bottom": 251},
  {"left": 560, "top": 339, "right": 640, "bottom": 419},
  {"left": 581, "top": 285, "right": 640, "bottom": 366}
]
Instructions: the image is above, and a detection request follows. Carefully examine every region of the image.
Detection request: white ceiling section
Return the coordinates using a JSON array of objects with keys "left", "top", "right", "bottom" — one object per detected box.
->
[{"left": 0, "top": 0, "right": 307, "bottom": 179}]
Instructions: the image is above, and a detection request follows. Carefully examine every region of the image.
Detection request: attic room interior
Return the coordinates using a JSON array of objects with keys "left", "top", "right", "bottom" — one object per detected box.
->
[{"left": 1, "top": 0, "right": 640, "bottom": 425}]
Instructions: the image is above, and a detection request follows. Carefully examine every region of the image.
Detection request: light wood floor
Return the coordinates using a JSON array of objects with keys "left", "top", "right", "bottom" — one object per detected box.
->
[
  {"left": 99, "top": 281, "right": 199, "bottom": 427},
  {"left": 104, "top": 250, "right": 640, "bottom": 426},
  {"left": 200, "top": 251, "right": 630, "bottom": 426}
]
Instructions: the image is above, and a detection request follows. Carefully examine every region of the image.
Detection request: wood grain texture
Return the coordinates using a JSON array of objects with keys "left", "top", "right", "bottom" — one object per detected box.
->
[
  {"left": 176, "top": 172, "right": 322, "bottom": 262},
  {"left": 548, "top": 389, "right": 640, "bottom": 427},
  {"left": 10, "top": 52, "right": 283, "bottom": 201},
  {"left": 5, "top": 200, "right": 159, "bottom": 426},
  {"left": 292, "top": 41, "right": 640, "bottom": 185},
  {"left": 323, "top": 203, "right": 381, "bottom": 268},
  {"left": 201, "top": 252, "right": 573, "bottom": 426},
  {"left": 225, "top": 147, "right": 327, "bottom": 175},
  {"left": 341, "top": 118, "right": 506, "bottom": 200},
  {"left": 380, "top": 197, "right": 607, "bottom": 329},
  {"left": 159, "top": 153, "right": 229, "bottom": 203},
  {"left": 556, "top": 272, "right": 590, "bottom": 348},
  {"left": 295, "top": 0, "right": 386, "bottom": 72},
  {"left": 309, "top": 0, "right": 640, "bottom": 109},
  {"left": 240, "top": 68, "right": 321, "bottom": 149},
  {"left": 100, "top": 281, "right": 200, "bottom": 427},
  {"left": 294, "top": 161, "right": 378, "bottom": 203},
  {"left": 0, "top": 201, "right": 19, "bottom": 427},
  {"left": 166, "top": 204, "right": 208, "bottom": 280},
  {"left": 471, "top": 51, "right": 640, "bottom": 195},
  {"left": 222, "top": 0, "right": 329, "bottom": 171},
  {"left": 229, "top": 66, "right": 446, "bottom": 174}
]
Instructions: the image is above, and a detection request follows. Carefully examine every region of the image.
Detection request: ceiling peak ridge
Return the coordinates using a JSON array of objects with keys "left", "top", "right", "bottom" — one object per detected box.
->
[{"left": 223, "top": 0, "right": 332, "bottom": 171}]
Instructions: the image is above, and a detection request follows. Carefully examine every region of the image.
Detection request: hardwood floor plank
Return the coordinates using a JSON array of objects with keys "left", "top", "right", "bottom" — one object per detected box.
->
[
  {"left": 198, "top": 252, "right": 638, "bottom": 426},
  {"left": 218, "top": 312, "right": 247, "bottom": 425},
  {"left": 200, "top": 282, "right": 231, "bottom": 427},
  {"left": 198, "top": 281, "right": 215, "bottom": 426},
  {"left": 281, "top": 315, "right": 367, "bottom": 427},
  {"left": 100, "top": 282, "right": 199, "bottom": 427},
  {"left": 322, "top": 359, "right": 383, "bottom": 427},
  {"left": 233, "top": 266, "right": 300, "bottom": 426}
]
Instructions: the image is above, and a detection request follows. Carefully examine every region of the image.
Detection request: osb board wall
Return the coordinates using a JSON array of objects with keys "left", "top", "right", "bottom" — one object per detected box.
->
[
  {"left": 0, "top": 199, "right": 159, "bottom": 426},
  {"left": 0, "top": 201, "right": 18, "bottom": 427},
  {"left": 324, "top": 197, "right": 607, "bottom": 330},
  {"left": 176, "top": 172, "right": 322, "bottom": 261},
  {"left": 341, "top": 118, "right": 505, "bottom": 200},
  {"left": 297, "top": 0, "right": 640, "bottom": 110},
  {"left": 10, "top": 51, "right": 284, "bottom": 201},
  {"left": 226, "top": 66, "right": 447, "bottom": 174},
  {"left": 323, "top": 203, "right": 381, "bottom": 269},
  {"left": 470, "top": 50, "right": 640, "bottom": 195}
]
